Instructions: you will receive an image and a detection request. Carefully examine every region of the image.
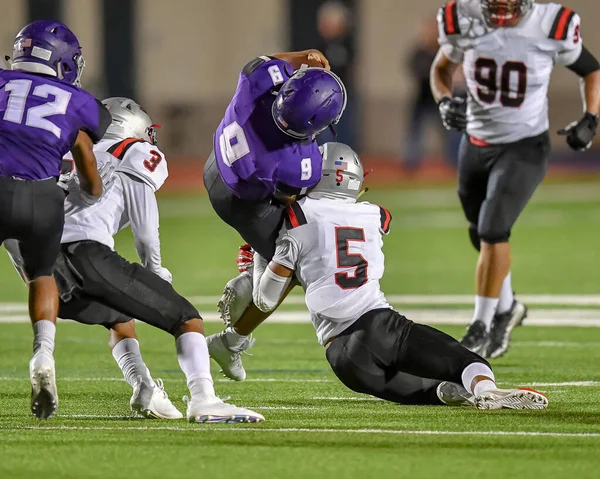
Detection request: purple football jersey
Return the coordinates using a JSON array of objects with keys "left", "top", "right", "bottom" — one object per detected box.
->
[
  {"left": 214, "top": 56, "right": 322, "bottom": 202},
  {"left": 0, "top": 70, "right": 111, "bottom": 180}
]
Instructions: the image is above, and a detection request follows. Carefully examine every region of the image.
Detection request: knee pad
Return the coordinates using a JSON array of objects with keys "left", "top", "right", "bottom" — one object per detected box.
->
[{"left": 468, "top": 224, "right": 481, "bottom": 252}]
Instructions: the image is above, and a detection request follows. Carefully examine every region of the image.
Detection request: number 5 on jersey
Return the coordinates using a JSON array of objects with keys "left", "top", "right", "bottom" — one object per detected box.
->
[{"left": 335, "top": 227, "right": 368, "bottom": 289}]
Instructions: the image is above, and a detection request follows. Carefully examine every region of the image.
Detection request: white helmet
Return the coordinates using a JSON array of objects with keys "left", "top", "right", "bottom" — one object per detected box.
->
[
  {"left": 102, "top": 97, "right": 160, "bottom": 144},
  {"left": 309, "top": 142, "right": 364, "bottom": 202}
]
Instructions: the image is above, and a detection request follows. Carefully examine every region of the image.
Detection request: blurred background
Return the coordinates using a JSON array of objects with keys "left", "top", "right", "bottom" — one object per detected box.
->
[{"left": 2, "top": 0, "right": 599, "bottom": 189}]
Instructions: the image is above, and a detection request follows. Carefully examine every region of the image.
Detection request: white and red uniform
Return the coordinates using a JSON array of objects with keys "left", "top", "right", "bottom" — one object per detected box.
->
[{"left": 438, "top": 1, "right": 583, "bottom": 143}]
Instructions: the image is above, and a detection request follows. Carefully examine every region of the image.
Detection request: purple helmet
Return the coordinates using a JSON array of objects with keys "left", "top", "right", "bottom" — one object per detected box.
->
[
  {"left": 272, "top": 67, "right": 347, "bottom": 140},
  {"left": 11, "top": 20, "right": 85, "bottom": 86}
]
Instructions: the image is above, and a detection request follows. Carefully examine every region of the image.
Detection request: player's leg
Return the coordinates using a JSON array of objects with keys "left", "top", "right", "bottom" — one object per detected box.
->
[
  {"left": 327, "top": 309, "right": 547, "bottom": 410},
  {"left": 481, "top": 133, "right": 550, "bottom": 358},
  {"left": 13, "top": 178, "right": 65, "bottom": 420},
  {"left": 58, "top": 293, "right": 182, "bottom": 419},
  {"left": 456, "top": 136, "right": 494, "bottom": 353},
  {"left": 61, "top": 241, "right": 264, "bottom": 423}
]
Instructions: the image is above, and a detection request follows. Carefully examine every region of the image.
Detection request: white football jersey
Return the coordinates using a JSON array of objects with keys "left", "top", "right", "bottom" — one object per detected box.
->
[
  {"left": 61, "top": 139, "right": 168, "bottom": 273},
  {"left": 272, "top": 197, "right": 392, "bottom": 345},
  {"left": 438, "top": 1, "right": 583, "bottom": 143}
]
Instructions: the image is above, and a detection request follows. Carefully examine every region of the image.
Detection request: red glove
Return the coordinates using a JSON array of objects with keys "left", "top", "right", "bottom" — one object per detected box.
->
[{"left": 236, "top": 244, "right": 254, "bottom": 273}]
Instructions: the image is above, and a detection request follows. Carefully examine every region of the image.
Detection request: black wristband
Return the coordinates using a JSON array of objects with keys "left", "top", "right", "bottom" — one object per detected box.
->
[{"left": 567, "top": 45, "right": 600, "bottom": 77}]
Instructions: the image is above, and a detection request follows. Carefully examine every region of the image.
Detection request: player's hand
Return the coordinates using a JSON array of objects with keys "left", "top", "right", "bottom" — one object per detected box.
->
[
  {"left": 305, "top": 50, "right": 330, "bottom": 70},
  {"left": 236, "top": 244, "right": 254, "bottom": 273},
  {"left": 155, "top": 266, "right": 173, "bottom": 283},
  {"left": 1, "top": 55, "right": 12, "bottom": 70},
  {"left": 558, "top": 113, "right": 598, "bottom": 151},
  {"left": 438, "top": 96, "right": 467, "bottom": 131},
  {"left": 69, "top": 162, "right": 116, "bottom": 206}
]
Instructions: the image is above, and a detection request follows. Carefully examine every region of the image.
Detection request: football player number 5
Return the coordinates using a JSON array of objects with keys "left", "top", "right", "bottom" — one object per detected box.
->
[
  {"left": 2, "top": 79, "right": 71, "bottom": 138},
  {"left": 335, "top": 227, "right": 368, "bottom": 289}
]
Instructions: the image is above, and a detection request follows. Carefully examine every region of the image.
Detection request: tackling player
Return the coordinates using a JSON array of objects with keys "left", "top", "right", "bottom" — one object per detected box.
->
[
  {"left": 0, "top": 21, "right": 109, "bottom": 419},
  {"left": 6, "top": 98, "right": 263, "bottom": 423},
  {"left": 430, "top": 0, "right": 600, "bottom": 358},
  {"left": 216, "top": 142, "right": 549, "bottom": 410}
]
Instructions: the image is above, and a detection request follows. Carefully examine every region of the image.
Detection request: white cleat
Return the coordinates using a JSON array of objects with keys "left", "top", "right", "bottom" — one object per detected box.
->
[
  {"left": 475, "top": 388, "right": 548, "bottom": 410},
  {"left": 29, "top": 351, "right": 58, "bottom": 420},
  {"left": 436, "top": 381, "right": 475, "bottom": 407},
  {"left": 130, "top": 378, "right": 183, "bottom": 419},
  {"left": 184, "top": 395, "right": 265, "bottom": 424},
  {"left": 217, "top": 272, "right": 253, "bottom": 327},
  {"left": 207, "top": 328, "right": 255, "bottom": 381}
]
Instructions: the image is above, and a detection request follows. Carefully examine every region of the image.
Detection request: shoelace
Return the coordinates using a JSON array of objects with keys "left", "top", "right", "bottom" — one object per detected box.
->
[{"left": 154, "top": 378, "right": 169, "bottom": 400}]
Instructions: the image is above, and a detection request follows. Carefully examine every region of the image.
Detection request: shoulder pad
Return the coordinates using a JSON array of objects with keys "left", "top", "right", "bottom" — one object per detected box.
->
[
  {"left": 242, "top": 56, "right": 277, "bottom": 77},
  {"left": 441, "top": 1, "right": 461, "bottom": 36},
  {"left": 548, "top": 5, "right": 577, "bottom": 41},
  {"left": 113, "top": 140, "right": 168, "bottom": 192},
  {"left": 284, "top": 203, "right": 308, "bottom": 230}
]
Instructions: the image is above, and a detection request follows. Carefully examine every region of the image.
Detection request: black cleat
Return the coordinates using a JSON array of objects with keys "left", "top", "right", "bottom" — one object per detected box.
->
[
  {"left": 460, "top": 320, "right": 489, "bottom": 355},
  {"left": 484, "top": 300, "right": 528, "bottom": 359}
]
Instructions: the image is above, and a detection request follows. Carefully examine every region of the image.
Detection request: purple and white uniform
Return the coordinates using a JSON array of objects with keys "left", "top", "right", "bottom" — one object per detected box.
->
[
  {"left": 214, "top": 56, "right": 322, "bottom": 202},
  {"left": 0, "top": 69, "right": 110, "bottom": 180}
]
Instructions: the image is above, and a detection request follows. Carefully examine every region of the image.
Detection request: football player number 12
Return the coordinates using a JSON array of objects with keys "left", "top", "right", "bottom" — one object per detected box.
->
[
  {"left": 475, "top": 59, "right": 527, "bottom": 108},
  {"left": 219, "top": 120, "right": 313, "bottom": 181},
  {"left": 2, "top": 79, "right": 71, "bottom": 139}
]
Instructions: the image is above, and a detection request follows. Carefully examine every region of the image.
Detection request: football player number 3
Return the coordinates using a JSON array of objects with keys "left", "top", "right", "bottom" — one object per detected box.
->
[
  {"left": 335, "top": 227, "right": 368, "bottom": 289},
  {"left": 2, "top": 79, "right": 71, "bottom": 138},
  {"left": 474, "top": 59, "right": 527, "bottom": 108}
]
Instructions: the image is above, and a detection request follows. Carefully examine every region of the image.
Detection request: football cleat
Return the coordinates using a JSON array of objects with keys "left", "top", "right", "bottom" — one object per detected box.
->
[
  {"left": 485, "top": 300, "right": 528, "bottom": 359},
  {"left": 207, "top": 328, "right": 255, "bottom": 381},
  {"left": 460, "top": 320, "right": 489, "bottom": 355},
  {"left": 130, "top": 377, "right": 183, "bottom": 419},
  {"left": 217, "top": 272, "right": 253, "bottom": 327},
  {"left": 29, "top": 351, "right": 58, "bottom": 420},
  {"left": 184, "top": 395, "right": 265, "bottom": 423},
  {"left": 436, "top": 381, "right": 475, "bottom": 407},
  {"left": 474, "top": 388, "right": 548, "bottom": 410}
]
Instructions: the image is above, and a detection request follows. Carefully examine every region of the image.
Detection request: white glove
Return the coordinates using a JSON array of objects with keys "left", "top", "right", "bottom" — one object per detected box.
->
[
  {"left": 1, "top": 55, "right": 12, "bottom": 70},
  {"left": 154, "top": 267, "right": 173, "bottom": 283},
  {"left": 69, "top": 161, "right": 116, "bottom": 206}
]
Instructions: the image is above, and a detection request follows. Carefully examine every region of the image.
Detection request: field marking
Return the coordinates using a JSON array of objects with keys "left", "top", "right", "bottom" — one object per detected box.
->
[
  {"left": 312, "top": 397, "right": 384, "bottom": 401},
  {"left": 0, "top": 377, "right": 332, "bottom": 383},
  {"left": 527, "top": 381, "right": 600, "bottom": 387},
  {"left": 3, "top": 425, "right": 600, "bottom": 439},
  {"left": 2, "top": 309, "right": 600, "bottom": 326}
]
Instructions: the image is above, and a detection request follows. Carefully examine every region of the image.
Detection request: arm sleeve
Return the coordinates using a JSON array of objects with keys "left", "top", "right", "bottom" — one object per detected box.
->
[
  {"left": 554, "top": 12, "right": 583, "bottom": 66},
  {"left": 242, "top": 56, "right": 294, "bottom": 92},
  {"left": 120, "top": 173, "right": 163, "bottom": 273},
  {"left": 437, "top": 4, "right": 464, "bottom": 64},
  {"left": 77, "top": 97, "right": 111, "bottom": 143},
  {"left": 252, "top": 253, "right": 293, "bottom": 313}
]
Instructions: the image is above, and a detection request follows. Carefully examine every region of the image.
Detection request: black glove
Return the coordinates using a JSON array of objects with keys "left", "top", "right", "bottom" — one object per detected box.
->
[
  {"left": 438, "top": 97, "right": 467, "bottom": 131},
  {"left": 558, "top": 112, "right": 598, "bottom": 151}
]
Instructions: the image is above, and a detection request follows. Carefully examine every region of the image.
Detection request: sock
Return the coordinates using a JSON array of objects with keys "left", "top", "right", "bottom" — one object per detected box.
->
[
  {"left": 176, "top": 332, "right": 215, "bottom": 398},
  {"left": 111, "top": 338, "right": 155, "bottom": 388},
  {"left": 33, "top": 320, "right": 56, "bottom": 355},
  {"left": 497, "top": 272, "right": 514, "bottom": 314},
  {"left": 461, "top": 362, "right": 496, "bottom": 395},
  {"left": 473, "top": 296, "right": 499, "bottom": 330},
  {"left": 228, "top": 326, "right": 250, "bottom": 346}
]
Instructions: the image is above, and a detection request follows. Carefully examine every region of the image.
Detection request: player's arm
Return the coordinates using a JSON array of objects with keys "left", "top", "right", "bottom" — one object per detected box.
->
[
  {"left": 430, "top": 3, "right": 466, "bottom": 131},
  {"left": 252, "top": 253, "right": 294, "bottom": 314},
  {"left": 553, "top": 10, "right": 600, "bottom": 150},
  {"left": 120, "top": 172, "right": 171, "bottom": 282},
  {"left": 271, "top": 50, "right": 330, "bottom": 70},
  {"left": 70, "top": 131, "right": 103, "bottom": 198}
]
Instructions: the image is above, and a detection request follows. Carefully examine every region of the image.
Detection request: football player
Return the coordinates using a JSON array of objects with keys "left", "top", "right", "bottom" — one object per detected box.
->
[
  {"left": 204, "top": 51, "right": 346, "bottom": 372},
  {"left": 6, "top": 98, "right": 264, "bottom": 423},
  {"left": 430, "top": 0, "right": 600, "bottom": 358},
  {"left": 215, "top": 142, "right": 549, "bottom": 410},
  {"left": 0, "top": 20, "right": 109, "bottom": 419}
]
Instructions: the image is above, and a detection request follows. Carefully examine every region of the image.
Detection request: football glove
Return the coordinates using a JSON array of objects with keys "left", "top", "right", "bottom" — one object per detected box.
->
[
  {"left": 70, "top": 161, "right": 116, "bottom": 206},
  {"left": 558, "top": 113, "right": 598, "bottom": 151},
  {"left": 236, "top": 244, "right": 254, "bottom": 273},
  {"left": 438, "top": 96, "right": 467, "bottom": 131},
  {"left": 154, "top": 266, "right": 173, "bottom": 283}
]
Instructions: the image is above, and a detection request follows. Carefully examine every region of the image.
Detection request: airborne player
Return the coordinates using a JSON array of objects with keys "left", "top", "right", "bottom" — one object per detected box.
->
[{"left": 430, "top": 0, "right": 600, "bottom": 358}]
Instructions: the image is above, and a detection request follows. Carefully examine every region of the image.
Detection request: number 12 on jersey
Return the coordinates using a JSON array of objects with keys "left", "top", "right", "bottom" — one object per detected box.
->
[{"left": 335, "top": 227, "right": 368, "bottom": 289}]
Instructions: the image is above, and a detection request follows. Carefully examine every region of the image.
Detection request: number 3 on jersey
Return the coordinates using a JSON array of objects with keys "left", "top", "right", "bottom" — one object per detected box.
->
[
  {"left": 474, "top": 58, "right": 527, "bottom": 108},
  {"left": 335, "top": 227, "right": 368, "bottom": 289}
]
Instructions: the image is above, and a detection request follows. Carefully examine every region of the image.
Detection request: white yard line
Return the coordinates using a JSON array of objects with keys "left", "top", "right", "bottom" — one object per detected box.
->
[
  {"left": 0, "top": 377, "right": 332, "bottom": 383},
  {"left": 3, "top": 425, "right": 600, "bottom": 438}
]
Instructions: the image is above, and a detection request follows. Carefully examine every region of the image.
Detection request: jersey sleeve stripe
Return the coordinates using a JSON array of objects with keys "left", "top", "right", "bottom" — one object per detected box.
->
[
  {"left": 379, "top": 207, "right": 392, "bottom": 234},
  {"left": 443, "top": 1, "right": 459, "bottom": 35},
  {"left": 549, "top": 7, "right": 575, "bottom": 40},
  {"left": 286, "top": 203, "right": 307, "bottom": 229},
  {"left": 107, "top": 138, "right": 145, "bottom": 160}
]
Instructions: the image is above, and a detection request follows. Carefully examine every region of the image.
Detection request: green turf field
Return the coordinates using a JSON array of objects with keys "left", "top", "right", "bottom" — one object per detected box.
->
[{"left": 1, "top": 181, "right": 600, "bottom": 478}]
